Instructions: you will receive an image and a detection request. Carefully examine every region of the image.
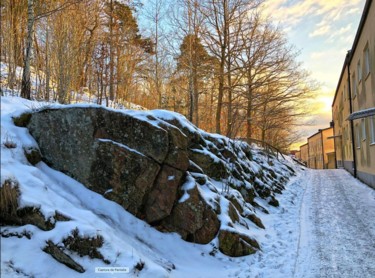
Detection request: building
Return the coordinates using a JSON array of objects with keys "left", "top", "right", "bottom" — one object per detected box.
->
[
  {"left": 307, "top": 127, "right": 335, "bottom": 169},
  {"left": 300, "top": 143, "right": 308, "bottom": 165},
  {"left": 332, "top": 0, "right": 375, "bottom": 188},
  {"left": 294, "top": 150, "right": 301, "bottom": 160}
]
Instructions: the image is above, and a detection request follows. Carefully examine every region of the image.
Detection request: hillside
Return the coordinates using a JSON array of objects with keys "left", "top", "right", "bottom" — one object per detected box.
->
[{"left": 1, "top": 96, "right": 303, "bottom": 278}]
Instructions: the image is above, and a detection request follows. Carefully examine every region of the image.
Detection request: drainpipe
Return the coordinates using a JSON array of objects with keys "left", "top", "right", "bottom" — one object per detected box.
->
[
  {"left": 331, "top": 120, "right": 338, "bottom": 168},
  {"left": 347, "top": 51, "right": 357, "bottom": 178}
]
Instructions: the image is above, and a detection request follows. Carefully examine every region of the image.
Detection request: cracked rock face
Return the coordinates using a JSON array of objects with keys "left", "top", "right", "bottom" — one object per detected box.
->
[
  {"left": 25, "top": 107, "right": 220, "bottom": 245},
  {"left": 20, "top": 106, "right": 294, "bottom": 257}
]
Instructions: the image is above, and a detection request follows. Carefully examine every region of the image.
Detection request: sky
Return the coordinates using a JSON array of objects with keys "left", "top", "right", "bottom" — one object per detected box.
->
[{"left": 262, "top": 0, "right": 367, "bottom": 148}]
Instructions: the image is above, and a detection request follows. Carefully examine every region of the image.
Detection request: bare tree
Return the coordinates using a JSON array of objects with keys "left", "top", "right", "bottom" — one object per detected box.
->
[
  {"left": 199, "top": 0, "right": 261, "bottom": 135},
  {"left": 171, "top": 0, "right": 215, "bottom": 126},
  {"left": 20, "top": 0, "right": 82, "bottom": 100},
  {"left": 20, "top": 0, "right": 35, "bottom": 99},
  {"left": 235, "top": 12, "right": 317, "bottom": 148}
]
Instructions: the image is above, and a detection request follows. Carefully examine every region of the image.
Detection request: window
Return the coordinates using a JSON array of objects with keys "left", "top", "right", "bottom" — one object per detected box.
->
[
  {"left": 361, "top": 118, "right": 366, "bottom": 141},
  {"left": 352, "top": 73, "right": 357, "bottom": 97},
  {"left": 364, "top": 45, "right": 370, "bottom": 76},
  {"left": 370, "top": 116, "right": 375, "bottom": 144},
  {"left": 357, "top": 60, "right": 362, "bottom": 83},
  {"left": 356, "top": 124, "right": 361, "bottom": 148}
]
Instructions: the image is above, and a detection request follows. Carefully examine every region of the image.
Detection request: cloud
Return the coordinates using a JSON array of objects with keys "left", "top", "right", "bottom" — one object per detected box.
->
[
  {"left": 310, "top": 46, "right": 349, "bottom": 60},
  {"left": 309, "top": 24, "right": 331, "bottom": 37},
  {"left": 263, "top": 0, "right": 363, "bottom": 29},
  {"left": 327, "top": 23, "right": 352, "bottom": 42},
  {"left": 310, "top": 51, "right": 326, "bottom": 59},
  {"left": 261, "top": 0, "right": 365, "bottom": 144}
]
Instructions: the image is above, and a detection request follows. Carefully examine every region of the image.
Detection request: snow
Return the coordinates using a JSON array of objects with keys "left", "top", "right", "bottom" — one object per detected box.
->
[
  {"left": 178, "top": 174, "right": 196, "bottom": 203},
  {"left": 98, "top": 138, "right": 146, "bottom": 157},
  {"left": 2, "top": 96, "right": 374, "bottom": 277},
  {"left": 294, "top": 169, "right": 375, "bottom": 278}
]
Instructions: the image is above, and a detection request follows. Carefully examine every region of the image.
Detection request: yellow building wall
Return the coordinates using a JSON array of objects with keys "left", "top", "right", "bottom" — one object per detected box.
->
[
  {"left": 332, "top": 0, "right": 375, "bottom": 188},
  {"left": 332, "top": 68, "right": 353, "bottom": 170},
  {"left": 322, "top": 128, "right": 335, "bottom": 169},
  {"left": 308, "top": 132, "right": 323, "bottom": 169},
  {"left": 350, "top": 0, "right": 375, "bottom": 187},
  {"left": 300, "top": 144, "right": 308, "bottom": 165},
  {"left": 295, "top": 151, "right": 301, "bottom": 160}
]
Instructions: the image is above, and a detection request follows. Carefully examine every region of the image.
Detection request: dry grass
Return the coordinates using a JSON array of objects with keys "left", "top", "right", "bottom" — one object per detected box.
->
[
  {"left": 63, "top": 228, "right": 110, "bottom": 264},
  {"left": 3, "top": 134, "right": 17, "bottom": 149},
  {"left": 0, "top": 179, "right": 20, "bottom": 219}
]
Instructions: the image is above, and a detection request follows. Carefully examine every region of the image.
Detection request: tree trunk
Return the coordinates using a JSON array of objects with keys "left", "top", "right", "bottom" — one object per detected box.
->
[
  {"left": 188, "top": 72, "right": 194, "bottom": 122},
  {"left": 226, "top": 60, "right": 232, "bottom": 137},
  {"left": 45, "top": 21, "right": 50, "bottom": 101},
  {"left": 246, "top": 71, "right": 253, "bottom": 141},
  {"left": 216, "top": 66, "right": 224, "bottom": 134},
  {"left": 193, "top": 72, "right": 199, "bottom": 127},
  {"left": 21, "top": 0, "right": 35, "bottom": 100},
  {"left": 109, "top": 0, "right": 115, "bottom": 102}
]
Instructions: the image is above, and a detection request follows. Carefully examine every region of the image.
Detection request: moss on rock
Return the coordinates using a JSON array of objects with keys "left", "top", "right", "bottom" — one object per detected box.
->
[
  {"left": 218, "top": 230, "right": 259, "bottom": 257},
  {"left": 12, "top": 113, "right": 32, "bottom": 127}
]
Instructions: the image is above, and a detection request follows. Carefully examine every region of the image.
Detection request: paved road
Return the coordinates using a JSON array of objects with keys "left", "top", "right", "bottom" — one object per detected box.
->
[{"left": 294, "top": 169, "right": 375, "bottom": 278}]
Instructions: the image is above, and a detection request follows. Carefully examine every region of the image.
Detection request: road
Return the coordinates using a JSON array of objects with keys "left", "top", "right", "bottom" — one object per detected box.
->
[{"left": 294, "top": 169, "right": 375, "bottom": 278}]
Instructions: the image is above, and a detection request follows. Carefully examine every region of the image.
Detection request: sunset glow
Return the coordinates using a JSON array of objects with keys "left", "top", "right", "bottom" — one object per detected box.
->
[{"left": 263, "top": 0, "right": 366, "bottom": 148}]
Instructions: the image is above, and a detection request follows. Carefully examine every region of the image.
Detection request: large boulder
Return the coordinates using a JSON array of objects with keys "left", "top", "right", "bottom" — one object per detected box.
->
[
  {"left": 189, "top": 149, "right": 228, "bottom": 180},
  {"left": 90, "top": 140, "right": 161, "bottom": 216},
  {"left": 162, "top": 183, "right": 220, "bottom": 244},
  {"left": 218, "top": 230, "right": 259, "bottom": 257},
  {"left": 24, "top": 107, "right": 212, "bottom": 239},
  {"left": 145, "top": 165, "right": 184, "bottom": 223}
]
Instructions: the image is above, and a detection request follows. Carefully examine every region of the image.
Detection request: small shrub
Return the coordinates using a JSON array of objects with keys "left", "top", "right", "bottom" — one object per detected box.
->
[
  {"left": 12, "top": 113, "right": 31, "bottom": 127},
  {"left": 23, "top": 146, "right": 42, "bottom": 165},
  {"left": 16, "top": 206, "right": 55, "bottom": 231},
  {"left": 54, "top": 211, "right": 71, "bottom": 222},
  {"left": 0, "top": 179, "right": 20, "bottom": 221},
  {"left": 63, "top": 228, "right": 110, "bottom": 264},
  {"left": 209, "top": 246, "right": 218, "bottom": 256},
  {"left": 1, "top": 229, "right": 32, "bottom": 239},
  {"left": 134, "top": 260, "right": 145, "bottom": 272},
  {"left": 3, "top": 134, "right": 17, "bottom": 149}
]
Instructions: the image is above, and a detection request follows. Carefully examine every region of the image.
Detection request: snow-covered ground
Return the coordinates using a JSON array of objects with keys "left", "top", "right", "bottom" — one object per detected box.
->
[
  {"left": 294, "top": 169, "right": 375, "bottom": 278},
  {"left": 1, "top": 96, "right": 375, "bottom": 277}
]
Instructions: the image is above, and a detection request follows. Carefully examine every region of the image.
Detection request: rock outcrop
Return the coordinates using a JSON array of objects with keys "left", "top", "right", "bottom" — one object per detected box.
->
[{"left": 14, "top": 106, "right": 296, "bottom": 257}]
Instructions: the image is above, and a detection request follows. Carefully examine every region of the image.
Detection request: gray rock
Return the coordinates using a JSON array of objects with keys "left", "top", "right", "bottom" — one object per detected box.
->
[
  {"left": 43, "top": 240, "right": 85, "bottom": 273},
  {"left": 218, "top": 230, "right": 259, "bottom": 257},
  {"left": 163, "top": 183, "right": 220, "bottom": 244},
  {"left": 145, "top": 165, "right": 184, "bottom": 223},
  {"left": 89, "top": 139, "right": 160, "bottom": 216}
]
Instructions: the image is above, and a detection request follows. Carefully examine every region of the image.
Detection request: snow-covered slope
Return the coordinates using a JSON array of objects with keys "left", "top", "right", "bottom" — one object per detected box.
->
[{"left": 1, "top": 96, "right": 304, "bottom": 278}]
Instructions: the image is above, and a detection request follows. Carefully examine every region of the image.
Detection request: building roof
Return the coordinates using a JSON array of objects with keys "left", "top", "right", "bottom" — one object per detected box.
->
[
  {"left": 347, "top": 107, "right": 375, "bottom": 120},
  {"left": 332, "top": 0, "right": 373, "bottom": 107},
  {"left": 332, "top": 53, "right": 350, "bottom": 107},
  {"left": 307, "top": 127, "right": 333, "bottom": 140},
  {"left": 350, "top": 0, "right": 373, "bottom": 62},
  {"left": 307, "top": 130, "right": 322, "bottom": 140}
]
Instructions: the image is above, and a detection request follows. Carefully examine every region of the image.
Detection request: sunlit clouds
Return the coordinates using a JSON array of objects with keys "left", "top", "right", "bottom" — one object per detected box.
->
[
  {"left": 263, "top": 0, "right": 362, "bottom": 30},
  {"left": 262, "top": 0, "right": 365, "bottom": 144}
]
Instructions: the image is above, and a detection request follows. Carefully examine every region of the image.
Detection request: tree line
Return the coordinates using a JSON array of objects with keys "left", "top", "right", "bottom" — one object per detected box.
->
[{"left": 0, "top": 0, "right": 317, "bottom": 151}]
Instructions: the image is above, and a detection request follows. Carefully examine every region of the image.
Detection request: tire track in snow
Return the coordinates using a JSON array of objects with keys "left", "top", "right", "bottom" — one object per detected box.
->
[
  {"left": 293, "top": 169, "right": 321, "bottom": 278},
  {"left": 296, "top": 169, "right": 375, "bottom": 278}
]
